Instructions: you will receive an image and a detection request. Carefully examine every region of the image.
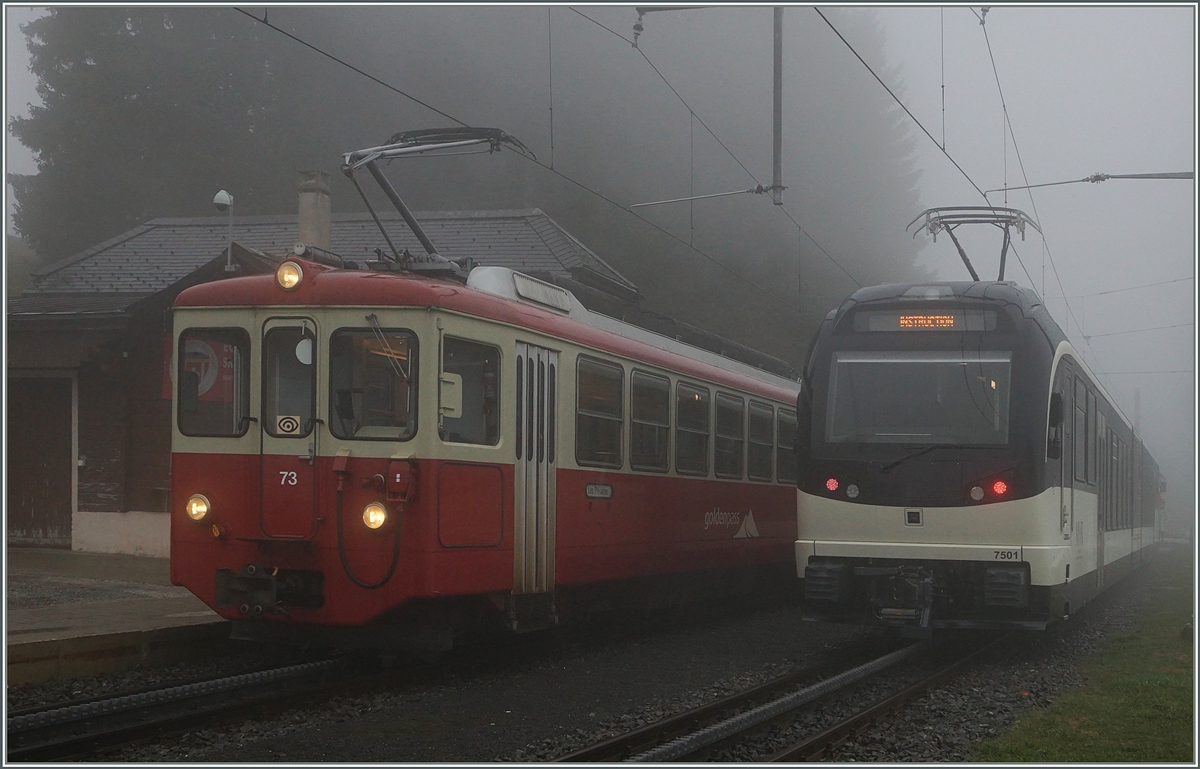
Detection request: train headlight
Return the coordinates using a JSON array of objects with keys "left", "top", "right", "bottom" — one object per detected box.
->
[
  {"left": 969, "top": 485, "right": 985, "bottom": 502},
  {"left": 845, "top": 483, "right": 860, "bottom": 499},
  {"left": 276, "top": 261, "right": 303, "bottom": 291},
  {"left": 185, "top": 494, "right": 211, "bottom": 522},
  {"left": 362, "top": 502, "right": 388, "bottom": 530}
]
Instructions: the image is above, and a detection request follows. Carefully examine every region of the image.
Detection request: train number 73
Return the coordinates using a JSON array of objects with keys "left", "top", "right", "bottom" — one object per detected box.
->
[{"left": 279, "top": 471, "right": 298, "bottom": 486}]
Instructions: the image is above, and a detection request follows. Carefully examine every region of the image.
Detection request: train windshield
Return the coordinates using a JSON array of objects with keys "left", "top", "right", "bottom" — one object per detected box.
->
[{"left": 825, "top": 350, "right": 1011, "bottom": 445}]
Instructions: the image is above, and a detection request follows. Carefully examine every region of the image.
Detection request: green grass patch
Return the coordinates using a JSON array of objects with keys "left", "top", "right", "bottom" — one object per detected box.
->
[{"left": 973, "top": 545, "right": 1194, "bottom": 762}]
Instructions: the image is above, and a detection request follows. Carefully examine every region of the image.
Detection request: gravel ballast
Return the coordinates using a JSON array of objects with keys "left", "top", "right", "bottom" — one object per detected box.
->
[{"left": 8, "top": 560, "right": 1167, "bottom": 762}]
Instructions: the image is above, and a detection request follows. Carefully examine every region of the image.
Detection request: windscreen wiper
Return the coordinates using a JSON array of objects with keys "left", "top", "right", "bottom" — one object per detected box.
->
[{"left": 878, "top": 444, "right": 969, "bottom": 474}]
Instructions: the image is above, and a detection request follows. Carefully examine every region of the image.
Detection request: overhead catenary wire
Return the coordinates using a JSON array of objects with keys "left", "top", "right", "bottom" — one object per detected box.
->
[
  {"left": 815, "top": 8, "right": 1036, "bottom": 290},
  {"left": 1072, "top": 322, "right": 1193, "bottom": 340},
  {"left": 235, "top": 6, "right": 822, "bottom": 324},
  {"left": 570, "top": 6, "right": 864, "bottom": 290},
  {"left": 1066, "top": 276, "right": 1193, "bottom": 300}
]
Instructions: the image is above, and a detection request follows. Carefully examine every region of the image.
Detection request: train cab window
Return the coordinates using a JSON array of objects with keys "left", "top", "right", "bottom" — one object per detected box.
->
[
  {"left": 714, "top": 393, "right": 745, "bottom": 479},
  {"left": 264, "top": 326, "right": 316, "bottom": 438},
  {"left": 1073, "top": 377, "right": 1088, "bottom": 483},
  {"left": 439, "top": 338, "right": 500, "bottom": 445},
  {"left": 777, "top": 408, "right": 798, "bottom": 484},
  {"left": 676, "top": 383, "right": 710, "bottom": 476},
  {"left": 329, "top": 328, "right": 417, "bottom": 441},
  {"left": 747, "top": 402, "right": 774, "bottom": 482},
  {"left": 576, "top": 357, "right": 623, "bottom": 468},
  {"left": 630, "top": 371, "right": 670, "bottom": 472},
  {"left": 178, "top": 328, "right": 250, "bottom": 436}
]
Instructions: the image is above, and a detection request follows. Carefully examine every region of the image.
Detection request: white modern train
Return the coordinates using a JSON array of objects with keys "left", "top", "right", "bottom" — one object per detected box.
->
[{"left": 795, "top": 281, "right": 1164, "bottom": 632}]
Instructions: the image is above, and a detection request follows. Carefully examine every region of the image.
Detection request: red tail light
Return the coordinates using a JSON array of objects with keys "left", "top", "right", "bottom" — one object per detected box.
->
[
  {"left": 992, "top": 480, "right": 1008, "bottom": 496},
  {"left": 825, "top": 477, "right": 839, "bottom": 492}
]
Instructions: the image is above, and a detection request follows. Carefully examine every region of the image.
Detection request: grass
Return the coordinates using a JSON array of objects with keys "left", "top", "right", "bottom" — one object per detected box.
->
[{"left": 972, "top": 544, "right": 1194, "bottom": 762}]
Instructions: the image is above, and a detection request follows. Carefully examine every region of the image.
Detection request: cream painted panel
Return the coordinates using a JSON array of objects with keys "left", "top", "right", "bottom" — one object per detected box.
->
[
  {"left": 1104, "top": 529, "right": 1133, "bottom": 563},
  {"left": 798, "top": 487, "right": 1065, "bottom": 547}
]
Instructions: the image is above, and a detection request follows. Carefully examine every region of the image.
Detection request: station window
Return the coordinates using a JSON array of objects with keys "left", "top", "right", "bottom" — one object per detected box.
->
[
  {"left": 178, "top": 328, "right": 250, "bottom": 437},
  {"left": 630, "top": 371, "right": 670, "bottom": 472},
  {"left": 329, "top": 328, "right": 417, "bottom": 441},
  {"left": 1073, "top": 377, "right": 1088, "bottom": 484},
  {"left": 747, "top": 402, "right": 774, "bottom": 482},
  {"left": 439, "top": 337, "right": 500, "bottom": 445},
  {"left": 714, "top": 393, "right": 745, "bottom": 479},
  {"left": 776, "top": 408, "right": 798, "bottom": 484},
  {"left": 576, "top": 357, "right": 623, "bottom": 468},
  {"left": 676, "top": 382, "right": 710, "bottom": 476}
]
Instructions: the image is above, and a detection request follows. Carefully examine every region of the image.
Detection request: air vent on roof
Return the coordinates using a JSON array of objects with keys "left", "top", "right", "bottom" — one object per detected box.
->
[{"left": 512, "top": 272, "right": 572, "bottom": 312}]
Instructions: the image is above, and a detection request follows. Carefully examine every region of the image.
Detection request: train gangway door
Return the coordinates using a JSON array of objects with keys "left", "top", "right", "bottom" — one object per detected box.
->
[
  {"left": 259, "top": 318, "right": 319, "bottom": 539},
  {"left": 513, "top": 343, "right": 558, "bottom": 610}
]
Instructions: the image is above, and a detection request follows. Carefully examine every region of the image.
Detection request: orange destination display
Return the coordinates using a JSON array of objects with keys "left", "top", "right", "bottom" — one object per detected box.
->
[{"left": 899, "top": 313, "right": 958, "bottom": 329}]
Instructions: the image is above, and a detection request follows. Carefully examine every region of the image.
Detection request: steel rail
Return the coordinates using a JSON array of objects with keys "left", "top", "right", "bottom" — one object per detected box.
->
[
  {"left": 6, "top": 658, "right": 348, "bottom": 762},
  {"left": 766, "top": 632, "right": 1014, "bottom": 761},
  {"left": 552, "top": 635, "right": 909, "bottom": 763}
]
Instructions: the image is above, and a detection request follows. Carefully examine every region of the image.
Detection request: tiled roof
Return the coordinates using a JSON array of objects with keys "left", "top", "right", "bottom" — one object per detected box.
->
[
  {"left": 6, "top": 292, "right": 154, "bottom": 318},
  {"left": 21, "top": 210, "right": 637, "bottom": 299}
]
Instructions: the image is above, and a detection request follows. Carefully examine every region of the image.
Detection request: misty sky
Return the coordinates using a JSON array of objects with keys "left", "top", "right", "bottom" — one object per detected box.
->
[{"left": 5, "top": 5, "right": 1196, "bottom": 530}]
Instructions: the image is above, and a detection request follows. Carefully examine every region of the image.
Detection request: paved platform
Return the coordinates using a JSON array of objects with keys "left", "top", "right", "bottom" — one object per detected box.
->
[{"left": 6, "top": 547, "right": 230, "bottom": 685}]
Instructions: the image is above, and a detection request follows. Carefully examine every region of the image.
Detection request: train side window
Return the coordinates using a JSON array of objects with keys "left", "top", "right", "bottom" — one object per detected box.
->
[
  {"left": 676, "top": 382, "right": 710, "bottom": 476},
  {"left": 777, "top": 408, "right": 798, "bottom": 484},
  {"left": 1086, "top": 390, "right": 1097, "bottom": 484},
  {"left": 576, "top": 357, "right": 623, "bottom": 468},
  {"left": 329, "top": 328, "right": 417, "bottom": 441},
  {"left": 1097, "top": 413, "right": 1107, "bottom": 528},
  {"left": 439, "top": 337, "right": 500, "bottom": 446},
  {"left": 714, "top": 393, "right": 745, "bottom": 479},
  {"left": 630, "top": 371, "right": 670, "bottom": 472},
  {"left": 1073, "top": 377, "right": 1088, "bottom": 483},
  {"left": 748, "top": 402, "right": 774, "bottom": 482},
  {"left": 178, "top": 328, "right": 250, "bottom": 437}
]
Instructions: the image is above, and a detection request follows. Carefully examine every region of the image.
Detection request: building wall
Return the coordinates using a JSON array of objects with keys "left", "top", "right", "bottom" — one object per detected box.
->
[{"left": 76, "top": 361, "right": 128, "bottom": 512}]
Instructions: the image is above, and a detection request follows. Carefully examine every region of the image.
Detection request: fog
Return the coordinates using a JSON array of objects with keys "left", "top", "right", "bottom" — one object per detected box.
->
[{"left": 5, "top": 6, "right": 1195, "bottom": 534}]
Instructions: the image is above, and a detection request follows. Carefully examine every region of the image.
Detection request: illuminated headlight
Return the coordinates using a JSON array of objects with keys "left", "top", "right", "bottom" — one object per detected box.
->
[
  {"left": 363, "top": 502, "right": 388, "bottom": 530},
  {"left": 185, "top": 494, "right": 211, "bottom": 522},
  {"left": 845, "top": 483, "right": 860, "bottom": 500},
  {"left": 969, "top": 485, "right": 985, "bottom": 502},
  {"left": 276, "top": 261, "right": 303, "bottom": 290}
]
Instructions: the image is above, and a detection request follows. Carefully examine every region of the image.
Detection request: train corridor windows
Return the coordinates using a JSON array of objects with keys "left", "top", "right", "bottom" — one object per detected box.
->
[
  {"left": 1086, "top": 391, "right": 1097, "bottom": 484},
  {"left": 576, "top": 357, "right": 623, "bottom": 468},
  {"left": 630, "top": 371, "right": 670, "bottom": 472},
  {"left": 714, "top": 393, "right": 745, "bottom": 479},
  {"left": 777, "top": 408, "right": 798, "bottom": 484},
  {"left": 1073, "top": 377, "right": 1088, "bottom": 484},
  {"left": 439, "top": 338, "right": 500, "bottom": 445},
  {"left": 747, "top": 402, "right": 774, "bottom": 482},
  {"left": 178, "top": 328, "right": 250, "bottom": 437},
  {"left": 329, "top": 328, "right": 417, "bottom": 441},
  {"left": 676, "top": 383, "right": 710, "bottom": 476}
]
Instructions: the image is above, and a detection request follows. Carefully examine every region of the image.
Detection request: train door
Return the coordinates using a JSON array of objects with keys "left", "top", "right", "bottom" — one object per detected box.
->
[
  {"left": 512, "top": 342, "right": 558, "bottom": 625},
  {"left": 260, "top": 318, "right": 319, "bottom": 538}
]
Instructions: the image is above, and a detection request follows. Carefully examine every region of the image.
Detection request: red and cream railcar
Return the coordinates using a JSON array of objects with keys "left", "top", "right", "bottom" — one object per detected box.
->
[{"left": 170, "top": 260, "right": 801, "bottom": 647}]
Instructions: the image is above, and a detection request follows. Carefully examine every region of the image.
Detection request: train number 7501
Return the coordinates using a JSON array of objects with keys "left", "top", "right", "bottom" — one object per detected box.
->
[{"left": 993, "top": 549, "right": 1019, "bottom": 560}]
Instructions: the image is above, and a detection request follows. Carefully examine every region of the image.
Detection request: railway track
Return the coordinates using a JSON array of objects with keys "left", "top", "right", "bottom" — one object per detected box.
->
[
  {"left": 556, "top": 632, "right": 1011, "bottom": 762},
  {"left": 6, "top": 658, "right": 349, "bottom": 762}
]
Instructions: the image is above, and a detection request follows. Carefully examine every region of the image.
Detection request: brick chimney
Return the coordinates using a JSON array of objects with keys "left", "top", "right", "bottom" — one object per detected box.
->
[{"left": 297, "top": 170, "right": 332, "bottom": 251}]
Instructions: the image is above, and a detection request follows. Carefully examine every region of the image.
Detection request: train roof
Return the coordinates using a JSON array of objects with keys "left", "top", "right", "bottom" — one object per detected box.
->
[{"left": 174, "top": 263, "right": 801, "bottom": 401}]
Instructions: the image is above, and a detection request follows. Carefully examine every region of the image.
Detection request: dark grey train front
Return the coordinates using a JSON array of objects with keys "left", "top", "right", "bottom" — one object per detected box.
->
[{"left": 794, "top": 282, "right": 1164, "bottom": 631}]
